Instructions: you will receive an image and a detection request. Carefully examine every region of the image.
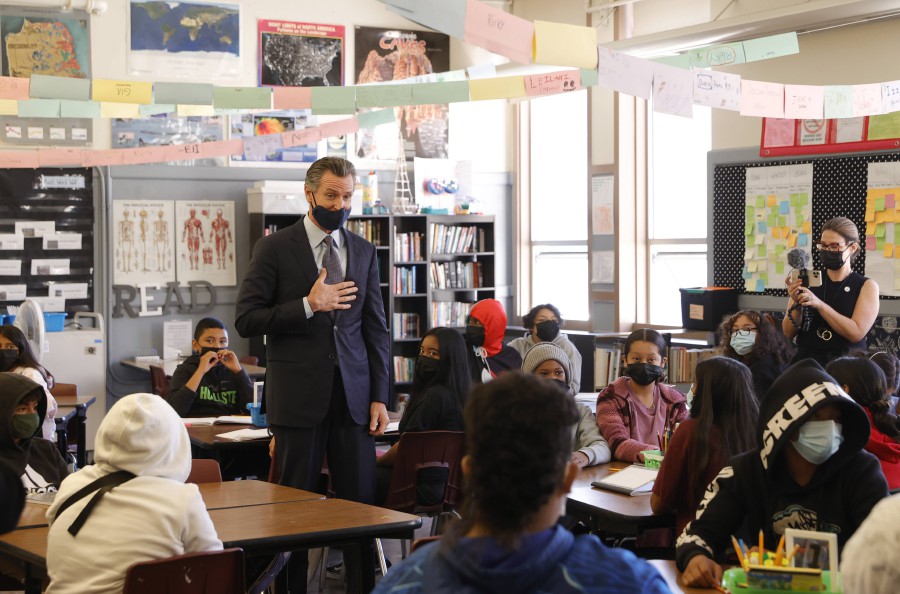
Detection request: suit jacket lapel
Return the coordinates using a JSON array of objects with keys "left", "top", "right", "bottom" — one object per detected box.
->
[{"left": 290, "top": 217, "right": 319, "bottom": 286}]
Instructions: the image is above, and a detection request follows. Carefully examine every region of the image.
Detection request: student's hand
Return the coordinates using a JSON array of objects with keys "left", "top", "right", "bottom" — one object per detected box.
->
[
  {"left": 307, "top": 268, "right": 357, "bottom": 312},
  {"left": 268, "top": 437, "right": 275, "bottom": 459},
  {"left": 198, "top": 350, "right": 220, "bottom": 374},
  {"left": 571, "top": 451, "right": 590, "bottom": 468},
  {"left": 682, "top": 554, "right": 724, "bottom": 589},
  {"left": 369, "top": 402, "right": 390, "bottom": 436},
  {"left": 218, "top": 349, "right": 242, "bottom": 373}
]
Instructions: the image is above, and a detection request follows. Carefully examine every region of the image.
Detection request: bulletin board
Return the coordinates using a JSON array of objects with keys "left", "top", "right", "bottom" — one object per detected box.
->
[
  {"left": 712, "top": 153, "right": 893, "bottom": 297},
  {"left": 0, "top": 168, "right": 94, "bottom": 314}
]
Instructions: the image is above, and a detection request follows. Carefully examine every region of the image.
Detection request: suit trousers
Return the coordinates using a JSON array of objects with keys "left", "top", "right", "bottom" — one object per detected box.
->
[{"left": 272, "top": 367, "right": 376, "bottom": 593}]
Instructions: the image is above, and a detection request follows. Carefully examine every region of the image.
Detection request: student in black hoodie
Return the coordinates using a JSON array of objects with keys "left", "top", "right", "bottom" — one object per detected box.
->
[
  {"left": 676, "top": 358, "right": 889, "bottom": 588},
  {"left": 166, "top": 317, "right": 253, "bottom": 418},
  {"left": 0, "top": 372, "right": 68, "bottom": 494}
]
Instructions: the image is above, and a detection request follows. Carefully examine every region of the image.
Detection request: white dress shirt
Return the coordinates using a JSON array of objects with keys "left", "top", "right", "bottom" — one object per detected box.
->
[{"left": 302, "top": 214, "right": 348, "bottom": 318}]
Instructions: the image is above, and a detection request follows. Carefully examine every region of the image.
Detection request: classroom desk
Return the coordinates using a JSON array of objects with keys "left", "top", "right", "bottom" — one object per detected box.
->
[
  {"left": 188, "top": 423, "right": 271, "bottom": 480},
  {"left": 53, "top": 394, "right": 96, "bottom": 469},
  {"left": 2, "top": 497, "right": 421, "bottom": 594},
  {"left": 120, "top": 358, "right": 266, "bottom": 379},
  {"left": 648, "top": 559, "right": 714, "bottom": 594},
  {"left": 566, "top": 462, "right": 675, "bottom": 538},
  {"left": 16, "top": 480, "right": 323, "bottom": 530}
]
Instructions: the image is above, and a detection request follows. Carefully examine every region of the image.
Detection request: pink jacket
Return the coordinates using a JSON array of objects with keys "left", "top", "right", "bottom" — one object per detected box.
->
[{"left": 595, "top": 376, "right": 688, "bottom": 463}]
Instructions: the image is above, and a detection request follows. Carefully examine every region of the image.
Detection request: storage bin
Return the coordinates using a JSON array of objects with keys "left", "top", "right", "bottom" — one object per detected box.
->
[
  {"left": 679, "top": 287, "right": 740, "bottom": 331},
  {"left": 43, "top": 313, "right": 66, "bottom": 332}
]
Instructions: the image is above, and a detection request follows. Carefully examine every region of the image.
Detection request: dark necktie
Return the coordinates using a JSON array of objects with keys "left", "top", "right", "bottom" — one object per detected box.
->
[{"left": 322, "top": 235, "right": 343, "bottom": 284}]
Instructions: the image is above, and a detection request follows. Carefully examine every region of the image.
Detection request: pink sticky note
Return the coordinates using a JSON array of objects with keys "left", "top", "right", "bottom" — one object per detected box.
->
[
  {"left": 198, "top": 139, "right": 244, "bottom": 158},
  {"left": 740, "top": 79, "right": 785, "bottom": 118},
  {"left": 867, "top": 235, "right": 877, "bottom": 250},
  {"left": 0, "top": 77, "right": 30, "bottom": 100},
  {"left": 82, "top": 149, "right": 125, "bottom": 167},
  {"left": 464, "top": 0, "right": 534, "bottom": 65},
  {"left": 0, "top": 150, "right": 38, "bottom": 168},
  {"left": 887, "top": 194, "right": 896, "bottom": 208},
  {"left": 272, "top": 87, "right": 312, "bottom": 110},
  {"left": 525, "top": 70, "right": 581, "bottom": 97},
  {"left": 282, "top": 127, "right": 321, "bottom": 148},
  {"left": 38, "top": 148, "right": 84, "bottom": 167},
  {"left": 319, "top": 118, "right": 359, "bottom": 138}
]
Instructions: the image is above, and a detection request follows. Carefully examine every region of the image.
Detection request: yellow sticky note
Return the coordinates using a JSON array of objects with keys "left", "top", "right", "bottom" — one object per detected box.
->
[
  {"left": 177, "top": 104, "right": 216, "bottom": 116},
  {"left": 772, "top": 227, "right": 782, "bottom": 239},
  {"left": 100, "top": 101, "right": 140, "bottom": 118},
  {"left": 782, "top": 226, "right": 790, "bottom": 237},
  {"left": 876, "top": 211, "right": 887, "bottom": 224},
  {"left": 801, "top": 221, "right": 811, "bottom": 234},
  {"left": 469, "top": 76, "right": 526, "bottom": 101},
  {"left": 866, "top": 208, "right": 876, "bottom": 222},
  {"left": 895, "top": 246, "right": 900, "bottom": 259},
  {"left": 788, "top": 234, "right": 797, "bottom": 247},
  {"left": 92, "top": 79, "right": 153, "bottom": 104},
  {"left": 885, "top": 210, "right": 896, "bottom": 223},
  {"left": 758, "top": 260, "right": 768, "bottom": 271},
  {"left": 748, "top": 261, "right": 758, "bottom": 272},
  {"left": 886, "top": 243, "right": 894, "bottom": 258},
  {"left": 533, "top": 20, "right": 597, "bottom": 68},
  {"left": 0, "top": 98, "right": 17, "bottom": 115},
  {"left": 767, "top": 195, "right": 777, "bottom": 207}
]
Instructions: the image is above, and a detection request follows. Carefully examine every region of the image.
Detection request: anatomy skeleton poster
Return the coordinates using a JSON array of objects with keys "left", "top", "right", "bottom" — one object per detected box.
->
[
  {"left": 113, "top": 200, "right": 176, "bottom": 285},
  {"left": 175, "top": 201, "right": 236, "bottom": 285}
]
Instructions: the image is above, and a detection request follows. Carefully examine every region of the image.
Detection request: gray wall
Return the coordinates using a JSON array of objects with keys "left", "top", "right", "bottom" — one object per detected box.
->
[{"left": 102, "top": 164, "right": 513, "bottom": 405}]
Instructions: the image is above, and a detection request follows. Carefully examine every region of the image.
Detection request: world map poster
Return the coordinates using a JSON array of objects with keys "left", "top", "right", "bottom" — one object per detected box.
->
[
  {"left": 128, "top": 0, "right": 240, "bottom": 82},
  {"left": 0, "top": 8, "right": 90, "bottom": 78}
]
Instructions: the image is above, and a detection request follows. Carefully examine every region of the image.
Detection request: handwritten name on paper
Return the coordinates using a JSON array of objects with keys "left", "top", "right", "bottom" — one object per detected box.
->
[
  {"left": 281, "top": 127, "right": 321, "bottom": 148},
  {"left": 0, "top": 77, "right": 29, "bottom": 100},
  {"left": 740, "top": 80, "right": 785, "bottom": 118},
  {"left": 824, "top": 85, "right": 854, "bottom": 119},
  {"left": 525, "top": 70, "right": 581, "bottom": 96},
  {"left": 784, "top": 84, "right": 824, "bottom": 119},
  {"left": 693, "top": 70, "right": 740, "bottom": 111},
  {"left": 464, "top": 0, "right": 533, "bottom": 65},
  {"left": 853, "top": 83, "right": 882, "bottom": 117},
  {"left": 882, "top": 81, "right": 900, "bottom": 114}
]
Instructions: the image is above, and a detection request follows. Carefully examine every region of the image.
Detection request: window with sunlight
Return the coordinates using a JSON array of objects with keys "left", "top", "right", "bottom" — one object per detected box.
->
[{"left": 648, "top": 106, "right": 711, "bottom": 326}]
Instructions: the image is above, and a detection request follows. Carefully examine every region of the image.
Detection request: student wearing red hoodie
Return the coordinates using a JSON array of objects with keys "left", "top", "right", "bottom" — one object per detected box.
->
[
  {"left": 465, "top": 299, "right": 522, "bottom": 383},
  {"left": 826, "top": 357, "right": 900, "bottom": 489}
]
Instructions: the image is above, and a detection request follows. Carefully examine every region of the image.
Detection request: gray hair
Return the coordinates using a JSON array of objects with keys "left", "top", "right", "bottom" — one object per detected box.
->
[{"left": 304, "top": 157, "right": 357, "bottom": 193}]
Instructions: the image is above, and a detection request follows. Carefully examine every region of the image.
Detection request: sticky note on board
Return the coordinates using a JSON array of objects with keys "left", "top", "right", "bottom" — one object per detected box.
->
[
  {"left": 782, "top": 226, "right": 791, "bottom": 237},
  {"left": 867, "top": 208, "right": 876, "bottom": 222},
  {"left": 757, "top": 245, "right": 766, "bottom": 258},
  {"left": 533, "top": 20, "right": 598, "bottom": 69},
  {"left": 767, "top": 214, "right": 776, "bottom": 227},
  {"left": 766, "top": 195, "right": 776, "bottom": 207},
  {"left": 798, "top": 234, "right": 808, "bottom": 246},
  {"left": 758, "top": 260, "right": 768, "bottom": 271},
  {"left": 464, "top": 0, "right": 534, "bottom": 65},
  {"left": 100, "top": 102, "right": 140, "bottom": 118},
  {"left": 877, "top": 223, "right": 887, "bottom": 238},
  {"left": 213, "top": 87, "right": 272, "bottom": 109},
  {"left": 0, "top": 98, "right": 17, "bottom": 115},
  {"left": 895, "top": 246, "right": 900, "bottom": 259},
  {"left": 757, "top": 221, "right": 767, "bottom": 233},
  {"left": 177, "top": 104, "right": 215, "bottom": 116},
  {"left": 358, "top": 108, "right": 396, "bottom": 129},
  {"left": 789, "top": 194, "right": 799, "bottom": 207},
  {"left": 745, "top": 221, "right": 753, "bottom": 236},
  {"left": 776, "top": 262, "right": 785, "bottom": 275},
  {"left": 755, "top": 279, "right": 765, "bottom": 292},
  {"left": 887, "top": 194, "right": 897, "bottom": 209},
  {"left": 756, "top": 196, "right": 765, "bottom": 208},
  {"left": 797, "top": 194, "right": 809, "bottom": 206},
  {"left": 742, "top": 268, "right": 752, "bottom": 280},
  {"left": 788, "top": 234, "right": 797, "bottom": 247},
  {"left": 876, "top": 211, "right": 887, "bottom": 224},
  {"left": 356, "top": 84, "right": 414, "bottom": 108},
  {"left": 92, "top": 79, "right": 153, "bottom": 104},
  {"left": 760, "top": 272, "right": 768, "bottom": 283},
  {"left": 775, "top": 244, "right": 785, "bottom": 257},
  {"left": 0, "top": 77, "right": 29, "bottom": 100},
  {"left": 801, "top": 221, "right": 811, "bottom": 234},
  {"left": 895, "top": 225, "right": 900, "bottom": 244},
  {"left": 745, "top": 279, "right": 755, "bottom": 292},
  {"left": 876, "top": 197, "right": 886, "bottom": 211},
  {"left": 886, "top": 243, "right": 894, "bottom": 257},
  {"left": 778, "top": 216, "right": 787, "bottom": 227},
  {"left": 272, "top": 87, "right": 312, "bottom": 110},
  {"left": 867, "top": 235, "right": 878, "bottom": 250},
  {"left": 745, "top": 205, "right": 755, "bottom": 218},
  {"left": 756, "top": 234, "right": 765, "bottom": 245},
  {"left": 772, "top": 227, "right": 782, "bottom": 239},
  {"left": 878, "top": 237, "right": 886, "bottom": 250},
  {"left": 779, "top": 201, "right": 790, "bottom": 214},
  {"left": 748, "top": 261, "right": 758, "bottom": 272},
  {"left": 885, "top": 210, "right": 896, "bottom": 223}
]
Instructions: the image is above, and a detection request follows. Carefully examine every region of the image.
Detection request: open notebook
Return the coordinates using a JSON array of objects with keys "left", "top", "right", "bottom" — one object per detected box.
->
[
  {"left": 591, "top": 465, "right": 657, "bottom": 496},
  {"left": 182, "top": 416, "right": 253, "bottom": 426},
  {"left": 216, "top": 427, "right": 270, "bottom": 441}
]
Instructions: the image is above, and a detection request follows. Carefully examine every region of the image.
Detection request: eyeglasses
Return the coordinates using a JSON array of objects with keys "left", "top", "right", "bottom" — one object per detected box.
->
[
  {"left": 731, "top": 327, "right": 757, "bottom": 336},
  {"left": 816, "top": 242, "right": 851, "bottom": 252}
]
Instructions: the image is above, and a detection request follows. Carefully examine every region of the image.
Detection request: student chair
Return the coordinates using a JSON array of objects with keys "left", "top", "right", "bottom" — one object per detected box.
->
[
  {"left": 149, "top": 365, "right": 169, "bottom": 398},
  {"left": 376, "top": 430, "right": 465, "bottom": 569},
  {"left": 123, "top": 547, "right": 244, "bottom": 594},
  {"left": 186, "top": 459, "right": 222, "bottom": 483},
  {"left": 239, "top": 355, "right": 258, "bottom": 366},
  {"left": 49, "top": 382, "right": 78, "bottom": 397}
]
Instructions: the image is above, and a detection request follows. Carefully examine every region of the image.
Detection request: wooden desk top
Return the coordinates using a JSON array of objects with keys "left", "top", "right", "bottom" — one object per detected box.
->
[
  {"left": 121, "top": 358, "right": 266, "bottom": 379},
  {"left": 16, "top": 481, "right": 323, "bottom": 529},
  {"left": 566, "top": 462, "right": 674, "bottom": 530},
  {"left": 187, "top": 423, "right": 270, "bottom": 448},
  {"left": 54, "top": 394, "right": 96, "bottom": 409},
  {"left": 648, "top": 560, "right": 721, "bottom": 594},
  {"left": 211, "top": 498, "right": 422, "bottom": 550},
  {"left": 0, "top": 526, "right": 48, "bottom": 566}
]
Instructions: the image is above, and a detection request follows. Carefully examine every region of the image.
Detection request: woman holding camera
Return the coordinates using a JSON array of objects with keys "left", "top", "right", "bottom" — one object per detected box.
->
[{"left": 783, "top": 217, "right": 879, "bottom": 366}]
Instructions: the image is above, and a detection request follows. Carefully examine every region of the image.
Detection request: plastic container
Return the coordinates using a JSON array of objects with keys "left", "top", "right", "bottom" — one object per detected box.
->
[
  {"left": 363, "top": 171, "right": 377, "bottom": 214},
  {"left": 679, "top": 287, "right": 740, "bottom": 331},
  {"left": 5, "top": 314, "right": 13, "bottom": 325},
  {"left": 43, "top": 313, "right": 66, "bottom": 332},
  {"left": 246, "top": 402, "right": 268, "bottom": 428},
  {"left": 0, "top": 315, "right": 5, "bottom": 326},
  {"left": 643, "top": 449, "right": 664, "bottom": 469}
]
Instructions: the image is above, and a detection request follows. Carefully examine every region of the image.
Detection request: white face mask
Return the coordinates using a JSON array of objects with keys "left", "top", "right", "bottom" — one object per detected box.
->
[{"left": 793, "top": 420, "right": 844, "bottom": 465}]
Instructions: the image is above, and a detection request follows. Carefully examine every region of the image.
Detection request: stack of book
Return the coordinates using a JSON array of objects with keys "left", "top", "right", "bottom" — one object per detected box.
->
[
  {"left": 393, "top": 266, "right": 419, "bottom": 294},
  {"left": 392, "top": 313, "right": 420, "bottom": 339},
  {"left": 394, "top": 228, "right": 424, "bottom": 261},
  {"left": 429, "top": 223, "right": 486, "bottom": 254},
  {"left": 393, "top": 356, "right": 415, "bottom": 382},
  {"left": 429, "top": 261, "right": 484, "bottom": 289},
  {"left": 431, "top": 301, "right": 472, "bottom": 327}
]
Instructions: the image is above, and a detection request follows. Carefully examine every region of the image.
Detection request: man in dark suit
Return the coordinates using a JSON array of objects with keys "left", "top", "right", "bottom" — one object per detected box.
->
[{"left": 235, "top": 157, "right": 390, "bottom": 592}]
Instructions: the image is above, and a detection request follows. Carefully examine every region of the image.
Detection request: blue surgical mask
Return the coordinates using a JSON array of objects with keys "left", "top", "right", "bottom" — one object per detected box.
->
[
  {"left": 793, "top": 420, "right": 843, "bottom": 465},
  {"left": 730, "top": 332, "right": 757, "bottom": 356}
]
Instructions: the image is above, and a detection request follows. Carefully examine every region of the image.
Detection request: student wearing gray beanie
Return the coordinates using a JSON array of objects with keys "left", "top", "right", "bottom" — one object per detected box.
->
[{"left": 522, "top": 343, "right": 611, "bottom": 468}]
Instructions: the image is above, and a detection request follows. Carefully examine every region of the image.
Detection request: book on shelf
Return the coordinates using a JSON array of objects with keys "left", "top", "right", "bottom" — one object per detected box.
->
[
  {"left": 429, "top": 261, "right": 483, "bottom": 289},
  {"left": 393, "top": 227, "right": 423, "bottom": 262},
  {"left": 593, "top": 342, "right": 623, "bottom": 389},
  {"left": 347, "top": 219, "right": 382, "bottom": 245},
  {"left": 666, "top": 346, "right": 722, "bottom": 384},
  {"left": 393, "top": 266, "right": 418, "bottom": 294},
  {"left": 392, "top": 313, "right": 420, "bottom": 339},
  {"left": 393, "top": 355, "right": 415, "bottom": 382},
  {"left": 430, "top": 301, "right": 472, "bottom": 327},
  {"left": 429, "top": 223, "right": 487, "bottom": 254}
]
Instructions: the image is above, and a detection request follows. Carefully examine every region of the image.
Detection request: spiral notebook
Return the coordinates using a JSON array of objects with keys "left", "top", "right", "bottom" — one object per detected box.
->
[{"left": 591, "top": 465, "right": 657, "bottom": 496}]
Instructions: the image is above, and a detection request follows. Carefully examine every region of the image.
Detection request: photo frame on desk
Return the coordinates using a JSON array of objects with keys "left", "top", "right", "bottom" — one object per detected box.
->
[{"left": 784, "top": 528, "right": 839, "bottom": 591}]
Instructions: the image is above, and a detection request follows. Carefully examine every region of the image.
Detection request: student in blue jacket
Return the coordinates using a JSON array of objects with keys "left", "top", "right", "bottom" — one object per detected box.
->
[{"left": 373, "top": 372, "right": 670, "bottom": 594}]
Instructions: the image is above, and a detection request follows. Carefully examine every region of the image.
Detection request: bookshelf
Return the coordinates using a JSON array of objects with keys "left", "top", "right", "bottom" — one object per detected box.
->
[{"left": 246, "top": 210, "right": 496, "bottom": 408}]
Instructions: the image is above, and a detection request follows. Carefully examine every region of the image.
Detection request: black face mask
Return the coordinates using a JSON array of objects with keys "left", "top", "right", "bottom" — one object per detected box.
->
[
  {"left": 819, "top": 248, "right": 848, "bottom": 271},
  {"left": 199, "top": 346, "right": 222, "bottom": 363},
  {"left": 624, "top": 363, "right": 664, "bottom": 386},
  {"left": 311, "top": 196, "right": 350, "bottom": 232},
  {"left": 0, "top": 350, "right": 17, "bottom": 372},
  {"left": 535, "top": 320, "right": 560, "bottom": 342},
  {"left": 465, "top": 326, "right": 486, "bottom": 349},
  {"left": 414, "top": 356, "right": 440, "bottom": 385}
]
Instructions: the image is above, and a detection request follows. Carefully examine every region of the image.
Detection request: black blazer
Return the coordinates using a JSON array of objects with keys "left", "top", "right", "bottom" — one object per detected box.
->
[{"left": 235, "top": 217, "right": 390, "bottom": 427}]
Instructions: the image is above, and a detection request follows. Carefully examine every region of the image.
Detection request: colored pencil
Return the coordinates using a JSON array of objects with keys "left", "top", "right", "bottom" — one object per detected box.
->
[
  {"left": 759, "top": 530, "right": 765, "bottom": 562},
  {"left": 731, "top": 535, "right": 748, "bottom": 571},
  {"left": 774, "top": 535, "right": 785, "bottom": 565},
  {"left": 787, "top": 544, "right": 801, "bottom": 564}
]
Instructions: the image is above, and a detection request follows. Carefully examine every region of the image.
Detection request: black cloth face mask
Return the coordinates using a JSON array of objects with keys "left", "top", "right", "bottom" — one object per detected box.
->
[
  {"left": 0, "top": 350, "right": 17, "bottom": 372},
  {"left": 465, "top": 326, "right": 486, "bottom": 349},
  {"left": 535, "top": 320, "right": 560, "bottom": 342},
  {"left": 819, "top": 248, "right": 849, "bottom": 271},
  {"left": 414, "top": 355, "right": 440, "bottom": 385},
  {"left": 624, "top": 363, "right": 664, "bottom": 386}
]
